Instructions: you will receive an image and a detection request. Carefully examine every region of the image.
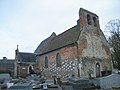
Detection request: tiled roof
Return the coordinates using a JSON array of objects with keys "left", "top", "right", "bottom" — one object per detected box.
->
[
  {"left": 18, "top": 52, "right": 36, "bottom": 63},
  {"left": 34, "top": 32, "right": 56, "bottom": 54},
  {"left": 37, "top": 25, "right": 80, "bottom": 55}
]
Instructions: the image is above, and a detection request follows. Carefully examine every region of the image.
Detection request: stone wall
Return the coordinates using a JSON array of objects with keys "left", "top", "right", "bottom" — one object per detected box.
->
[
  {"left": 17, "top": 63, "right": 36, "bottom": 78},
  {"left": 79, "top": 57, "right": 111, "bottom": 78},
  {"left": 76, "top": 8, "right": 112, "bottom": 78},
  {"left": 92, "top": 74, "right": 120, "bottom": 89},
  {"left": 17, "top": 64, "right": 28, "bottom": 78},
  {"left": 77, "top": 24, "right": 112, "bottom": 78}
]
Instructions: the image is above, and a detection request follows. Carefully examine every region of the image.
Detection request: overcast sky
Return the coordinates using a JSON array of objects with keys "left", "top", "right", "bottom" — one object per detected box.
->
[{"left": 0, "top": 0, "right": 120, "bottom": 59}]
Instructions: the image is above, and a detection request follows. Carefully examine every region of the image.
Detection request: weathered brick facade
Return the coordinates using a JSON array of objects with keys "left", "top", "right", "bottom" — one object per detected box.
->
[
  {"left": 35, "top": 8, "right": 112, "bottom": 79},
  {"left": 37, "top": 44, "right": 78, "bottom": 79}
]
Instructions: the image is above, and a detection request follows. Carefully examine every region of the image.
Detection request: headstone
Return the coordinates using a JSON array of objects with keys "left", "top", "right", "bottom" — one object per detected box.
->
[
  {"left": 99, "top": 74, "right": 120, "bottom": 89},
  {"left": 43, "top": 83, "right": 48, "bottom": 90},
  {"left": 69, "top": 77, "right": 96, "bottom": 90}
]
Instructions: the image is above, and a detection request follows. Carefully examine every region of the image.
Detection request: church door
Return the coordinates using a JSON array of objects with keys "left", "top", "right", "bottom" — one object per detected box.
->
[
  {"left": 96, "top": 63, "right": 100, "bottom": 77},
  {"left": 29, "top": 66, "right": 33, "bottom": 75}
]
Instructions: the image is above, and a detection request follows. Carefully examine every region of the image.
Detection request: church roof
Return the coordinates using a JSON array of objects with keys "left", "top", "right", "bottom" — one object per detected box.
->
[
  {"left": 34, "top": 32, "right": 56, "bottom": 54},
  {"left": 36, "top": 25, "right": 80, "bottom": 55},
  {"left": 18, "top": 52, "right": 36, "bottom": 63}
]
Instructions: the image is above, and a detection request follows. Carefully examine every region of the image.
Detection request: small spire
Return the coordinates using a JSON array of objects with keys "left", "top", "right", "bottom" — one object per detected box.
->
[
  {"left": 15, "top": 44, "right": 19, "bottom": 56},
  {"left": 16, "top": 44, "right": 19, "bottom": 52},
  {"left": 17, "top": 44, "right": 19, "bottom": 50}
]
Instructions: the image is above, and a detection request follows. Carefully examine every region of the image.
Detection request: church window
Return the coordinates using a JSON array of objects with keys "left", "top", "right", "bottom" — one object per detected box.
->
[
  {"left": 93, "top": 17, "right": 97, "bottom": 26},
  {"left": 45, "top": 56, "right": 48, "bottom": 68},
  {"left": 56, "top": 53, "right": 61, "bottom": 67},
  {"left": 96, "top": 63, "right": 101, "bottom": 77},
  {"left": 87, "top": 14, "right": 92, "bottom": 25}
]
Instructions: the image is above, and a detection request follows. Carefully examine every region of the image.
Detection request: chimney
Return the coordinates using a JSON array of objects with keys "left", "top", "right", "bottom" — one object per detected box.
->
[{"left": 3, "top": 57, "right": 7, "bottom": 60}]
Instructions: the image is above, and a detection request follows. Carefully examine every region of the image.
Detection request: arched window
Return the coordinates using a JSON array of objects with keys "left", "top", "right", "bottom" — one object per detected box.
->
[
  {"left": 96, "top": 63, "right": 101, "bottom": 77},
  {"left": 87, "top": 14, "right": 92, "bottom": 25},
  {"left": 93, "top": 17, "right": 97, "bottom": 26},
  {"left": 45, "top": 56, "right": 48, "bottom": 68},
  {"left": 56, "top": 53, "right": 61, "bottom": 67}
]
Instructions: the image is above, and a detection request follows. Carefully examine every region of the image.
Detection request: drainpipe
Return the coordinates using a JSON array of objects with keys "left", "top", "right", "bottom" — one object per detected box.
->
[{"left": 75, "top": 42, "right": 80, "bottom": 77}]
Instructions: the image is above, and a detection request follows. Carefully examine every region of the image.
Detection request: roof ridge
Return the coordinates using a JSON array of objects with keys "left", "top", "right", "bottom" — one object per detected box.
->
[
  {"left": 55, "top": 25, "right": 77, "bottom": 38},
  {"left": 39, "top": 25, "right": 80, "bottom": 54},
  {"left": 50, "top": 25, "right": 78, "bottom": 42},
  {"left": 19, "top": 52, "right": 36, "bottom": 54}
]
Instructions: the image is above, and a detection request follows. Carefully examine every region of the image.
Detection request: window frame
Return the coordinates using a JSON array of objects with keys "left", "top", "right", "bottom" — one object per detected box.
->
[
  {"left": 45, "top": 56, "right": 48, "bottom": 68},
  {"left": 87, "top": 14, "right": 92, "bottom": 25},
  {"left": 93, "top": 17, "right": 97, "bottom": 27},
  {"left": 56, "top": 53, "right": 61, "bottom": 67}
]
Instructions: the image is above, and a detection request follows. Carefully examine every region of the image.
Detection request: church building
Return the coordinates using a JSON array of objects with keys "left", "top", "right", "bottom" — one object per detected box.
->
[{"left": 35, "top": 8, "right": 112, "bottom": 79}]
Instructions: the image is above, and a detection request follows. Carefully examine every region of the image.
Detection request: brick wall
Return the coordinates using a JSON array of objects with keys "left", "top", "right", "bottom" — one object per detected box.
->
[{"left": 37, "top": 44, "right": 78, "bottom": 79}]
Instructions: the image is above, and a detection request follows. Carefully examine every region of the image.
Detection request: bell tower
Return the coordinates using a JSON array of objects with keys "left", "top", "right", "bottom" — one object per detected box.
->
[
  {"left": 79, "top": 8, "right": 100, "bottom": 29},
  {"left": 77, "top": 8, "right": 112, "bottom": 78}
]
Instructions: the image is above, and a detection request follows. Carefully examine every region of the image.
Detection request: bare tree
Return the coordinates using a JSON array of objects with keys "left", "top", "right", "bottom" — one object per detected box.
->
[{"left": 105, "top": 19, "right": 120, "bottom": 70}]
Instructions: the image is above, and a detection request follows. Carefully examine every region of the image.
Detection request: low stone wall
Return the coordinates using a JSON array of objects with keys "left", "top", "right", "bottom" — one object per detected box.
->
[{"left": 92, "top": 74, "right": 120, "bottom": 90}]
